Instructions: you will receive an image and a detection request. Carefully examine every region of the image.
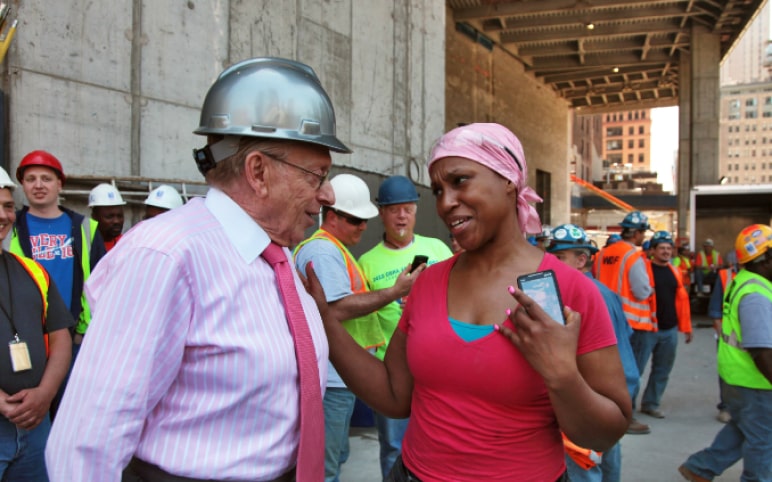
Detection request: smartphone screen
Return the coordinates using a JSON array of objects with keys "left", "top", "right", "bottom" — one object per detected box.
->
[
  {"left": 516, "top": 269, "right": 566, "bottom": 325},
  {"left": 410, "top": 255, "right": 428, "bottom": 273}
]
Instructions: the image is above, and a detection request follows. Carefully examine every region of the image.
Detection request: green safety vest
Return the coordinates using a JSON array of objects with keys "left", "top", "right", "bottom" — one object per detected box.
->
[
  {"left": 9, "top": 216, "right": 98, "bottom": 334},
  {"left": 294, "top": 229, "right": 385, "bottom": 350},
  {"left": 718, "top": 269, "right": 772, "bottom": 390}
]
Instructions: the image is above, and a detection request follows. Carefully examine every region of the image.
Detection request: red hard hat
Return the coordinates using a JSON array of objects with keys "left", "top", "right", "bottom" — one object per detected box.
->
[{"left": 16, "top": 150, "right": 66, "bottom": 183}]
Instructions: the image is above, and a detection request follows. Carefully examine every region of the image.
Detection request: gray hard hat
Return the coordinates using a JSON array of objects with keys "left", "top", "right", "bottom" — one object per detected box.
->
[{"left": 194, "top": 57, "right": 351, "bottom": 154}]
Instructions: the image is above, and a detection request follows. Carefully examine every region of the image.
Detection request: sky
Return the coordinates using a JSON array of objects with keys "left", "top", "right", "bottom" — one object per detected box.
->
[{"left": 650, "top": 106, "right": 679, "bottom": 192}]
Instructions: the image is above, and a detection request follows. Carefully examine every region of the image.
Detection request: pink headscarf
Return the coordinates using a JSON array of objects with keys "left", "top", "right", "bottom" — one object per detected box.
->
[{"left": 427, "top": 123, "right": 543, "bottom": 235}]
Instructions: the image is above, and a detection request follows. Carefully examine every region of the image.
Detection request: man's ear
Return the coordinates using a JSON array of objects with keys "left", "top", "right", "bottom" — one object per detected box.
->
[
  {"left": 505, "top": 179, "right": 517, "bottom": 195},
  {"left": 244, "top": 150, "right": 269, "bottom": 197}
]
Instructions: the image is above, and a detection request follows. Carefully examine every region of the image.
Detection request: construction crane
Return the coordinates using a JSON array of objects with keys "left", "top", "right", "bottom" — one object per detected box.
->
[{"left": 569, "top": 174, "right": 636, "bottom": 212}]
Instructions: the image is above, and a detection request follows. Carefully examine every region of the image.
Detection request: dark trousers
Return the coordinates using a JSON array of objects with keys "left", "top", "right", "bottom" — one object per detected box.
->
[
  {"left": 122, "top": 457, "right": 296, "bottom": 482},
  {"left": 385, "top": 455, "right": 570, "bottom": 482}
]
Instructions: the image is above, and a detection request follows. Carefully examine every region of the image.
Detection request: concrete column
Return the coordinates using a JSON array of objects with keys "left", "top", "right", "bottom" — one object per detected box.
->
[
  {"left": 690, "top": 25, "right": 721, "bottom": 187},
  {"left": 678, "top": 52, "right": 691, "bottom": 242}
]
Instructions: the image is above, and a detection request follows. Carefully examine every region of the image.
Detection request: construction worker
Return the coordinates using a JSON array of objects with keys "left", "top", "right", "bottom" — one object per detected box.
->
[
  {"left": 358, "top": 175, "right": 453, "bottom": 478},
  {"left": 549, "top": 223, "right": 639, "bottom": 482},
  {"left": 635, "top": 231, "right": 692, "bottom": 420},
  {"left": 594, "top": 210, "right": 654, "bottom": 435},
  {"left": 680, "top": 224, "right": 772, "bottom": 482},
  {"left": 0, "top": 166, "right": 73, "bottom": 480},
  {"left": 695, "top": 238, "right": 723, "bottom": 295},
  {"left": 708, "top": 264, "right": 737, "bottom": 424},
  {"left": 9, "top": 150, "right": 106, "bottom": 418},
  {"left": 294, "top": 173, "right": 420, "bottom": 482},
  {"left": 672, "top": 244, "right": 693, "bottom": 296},
  {"left": 143, "top": 184, "right": 183, "bottom": 220},
  {"left": 88, "top": 183, "right": 126, "bottom": 251}
]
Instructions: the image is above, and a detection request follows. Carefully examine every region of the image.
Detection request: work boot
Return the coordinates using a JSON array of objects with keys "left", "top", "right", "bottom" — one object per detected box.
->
[
  {"left": 626, "top": 418, "right": 650, "bottom": 434},
  {"left": 641, "top": 407, "right": 665, "bottom": 419},
  {"left": 716, "top": 410, "right": 731, "bottom": 423},
  {"left": 678, "top": 464, "right": 711, "bottom": 481}
]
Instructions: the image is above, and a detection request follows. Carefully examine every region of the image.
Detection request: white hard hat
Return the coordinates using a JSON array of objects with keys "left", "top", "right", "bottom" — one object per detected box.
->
[
  {"left": 0, "top": 166, "right": 16, "bottom": 191},
  {"left": 144, "top": 184, "right": 183, "bottom": 210},
  {"left": 88, "top": 183, "right": 126, "bottom": 207},
  {"left": 330, "top": 174, "right": 378, "bottom": 219}
]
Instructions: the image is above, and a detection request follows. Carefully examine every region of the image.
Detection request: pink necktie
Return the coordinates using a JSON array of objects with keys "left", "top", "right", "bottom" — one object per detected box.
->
[{"left": 261, "top": 242, "right": 324, "bottom": 481}]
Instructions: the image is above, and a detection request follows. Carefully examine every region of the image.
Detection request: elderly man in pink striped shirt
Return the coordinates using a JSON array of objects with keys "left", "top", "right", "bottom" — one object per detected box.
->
[{"left": 45, "top": 58, "right": 349, "bottom": 482}]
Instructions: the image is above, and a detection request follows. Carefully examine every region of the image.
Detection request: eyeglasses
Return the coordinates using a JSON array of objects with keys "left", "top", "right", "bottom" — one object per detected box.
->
[
  {"left": 334, "top": 209, "right": 367, "bottom": 226},
  {"left": 262, "top": 151, "right": 329, "bottom": 189}
]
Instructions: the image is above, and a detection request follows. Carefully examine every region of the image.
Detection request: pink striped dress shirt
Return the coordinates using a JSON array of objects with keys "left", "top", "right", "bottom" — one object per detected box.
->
[{"left": 44, "top": 188, "right": 328, "bottom": 482}]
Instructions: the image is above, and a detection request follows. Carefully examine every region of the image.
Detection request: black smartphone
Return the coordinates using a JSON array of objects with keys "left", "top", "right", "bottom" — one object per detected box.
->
[
  {"left": 516, "top": 269, "right": 566, "bottom": 325},
  {"left": 410, "top": 255, "right": 429, "bottom": 273}
]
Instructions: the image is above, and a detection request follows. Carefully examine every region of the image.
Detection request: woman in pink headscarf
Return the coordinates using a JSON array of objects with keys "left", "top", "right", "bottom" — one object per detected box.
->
[{"left": 309, "top": 123, "right": 631, "bottom": 481}]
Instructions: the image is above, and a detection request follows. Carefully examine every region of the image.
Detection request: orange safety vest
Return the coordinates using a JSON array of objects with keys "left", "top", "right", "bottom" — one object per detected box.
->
[
  {"left": 562, "top": 434, "right": 602, "bottom": 470},
  {"left": 696, "top": 250, "right": 722, "bottom": 271},
  {"left": 648, "top": 260, "right": 692, "bottom": 334},
  {"left": 718, "top": 268, "right": 734, "bottom": 292},
  {"left": 293, "top": 229, "right": 384, "bottom": 350},
  {"left": 7, "top": 252, "right": 50, "bottom": 355},
  {"left": 672, "top": 256, "right": 691, "bottom": 287},
  {"left": 595, "top": 241, "right": 657, "bottom": 331}
]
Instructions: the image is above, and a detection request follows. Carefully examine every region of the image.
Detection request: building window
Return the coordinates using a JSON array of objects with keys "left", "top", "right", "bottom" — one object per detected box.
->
[
  {"left": 641, "top": 111, "right": 646, "bottom": 119},
  {"left": 628, "top": 126, "right": 634, "bottom": 135},
  {"left": 638, "top": 126, "right": 644, "bottom": 135},
  {"left": 628, "top": 154, "right": 634, "bottom": 163},
  {"left": 734, "top": 176, "right": 739, "bottom": 183},
  {"left": 746, "top": 98, "right": 758, "bottom": 107},
  {"left": 606, "top": 127, "right": 623, "bottom": 137},
  {"left": 628, "top": 140, "right": 634, "bottom": 148},
  {"left": 639, "top": 139, "right": 645, "bottom": 148},
  {"left": 628, "top": 112, "right": 632, "bottom": 120},
  {"left": 746, "top": 111, "right": 758, "bottom": 119},
  {"left": 607, "top": 140, "right": 622, "bottom": 151},
  {"left": 728, "top": 164, "right": 733, "bottom": 171},
  {"left": 638, "top": 154, "right": 644, "bottom": 163},
  {"left": 735, "top": 163, "right": 739, "bottom": 170}
]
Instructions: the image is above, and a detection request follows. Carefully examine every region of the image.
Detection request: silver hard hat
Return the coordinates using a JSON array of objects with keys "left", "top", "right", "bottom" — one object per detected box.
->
[{"left": 194, "top": 57, "right": 351, "bottom": 154}]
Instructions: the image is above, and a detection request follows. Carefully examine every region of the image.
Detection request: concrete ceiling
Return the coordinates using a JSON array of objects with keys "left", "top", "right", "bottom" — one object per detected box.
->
[{"left": 447, "top": 0, "right": 766, "bottom": 113}]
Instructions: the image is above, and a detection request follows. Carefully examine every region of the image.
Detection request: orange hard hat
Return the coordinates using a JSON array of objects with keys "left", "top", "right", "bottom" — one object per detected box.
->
[
  {"left": 734, "top": 224, "right": 772, "bottom": 264},
  {"left": 16, "top": 150, "right": 65, "bottom": 183}
]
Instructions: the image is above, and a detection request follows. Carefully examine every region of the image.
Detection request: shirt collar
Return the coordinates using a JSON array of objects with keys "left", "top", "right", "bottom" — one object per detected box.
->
[{"left": 205, "top": 187, "right": 270, "bottom": 263}]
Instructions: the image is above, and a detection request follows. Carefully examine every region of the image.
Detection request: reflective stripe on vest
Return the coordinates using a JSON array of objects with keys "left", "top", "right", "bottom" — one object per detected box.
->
[
  {"left": 718, "top": 270, "right": 772, "bottom": 390},
  {"left": 294, "top": 229, "right": 385, "bottom": 350},
  {"left": 8, "top": 252, "right": 50, "bottom": 356}
]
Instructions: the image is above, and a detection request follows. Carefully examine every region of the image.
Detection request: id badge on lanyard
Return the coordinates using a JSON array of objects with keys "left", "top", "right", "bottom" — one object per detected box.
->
[{"left": 9, "top": 334, "right": 32, "bottom": 372}]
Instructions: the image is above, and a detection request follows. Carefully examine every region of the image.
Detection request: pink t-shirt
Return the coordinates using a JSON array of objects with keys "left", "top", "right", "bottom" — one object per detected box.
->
[{"left": 398, "top": 254, "right": 616, "bottom": 481}]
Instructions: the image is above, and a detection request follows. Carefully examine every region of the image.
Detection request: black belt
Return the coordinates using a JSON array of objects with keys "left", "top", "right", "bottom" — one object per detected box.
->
[{"left": 123, "top": 457, "right": 296, "bottom": 482}]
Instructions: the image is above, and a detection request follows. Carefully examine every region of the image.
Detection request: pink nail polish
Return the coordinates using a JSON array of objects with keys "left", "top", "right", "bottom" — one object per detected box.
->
[
  {"left": 508, "top": 285, "right": 516, "bottom": 294},
  {"left": 493, "top": 324, "right": 500, "bottom": 332},
  {"left": 505, "top": 308, "right": 511, "bottom": 316}
]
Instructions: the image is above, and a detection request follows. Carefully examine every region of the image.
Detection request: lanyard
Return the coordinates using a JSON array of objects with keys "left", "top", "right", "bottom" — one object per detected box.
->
[{"left": 0, "top": 253, "right": 19, "bottom": 335}]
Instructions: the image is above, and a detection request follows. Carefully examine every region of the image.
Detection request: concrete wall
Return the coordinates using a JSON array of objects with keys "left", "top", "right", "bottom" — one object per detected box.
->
[
  {"left": 444, "top": 11, "right": 573, "bottom": 228},
  {"left": 7, "top": 0, "right": 445, "bottom": 187},
  {"left": 5, "top": 0, "right": 576, "bottom": 241}
]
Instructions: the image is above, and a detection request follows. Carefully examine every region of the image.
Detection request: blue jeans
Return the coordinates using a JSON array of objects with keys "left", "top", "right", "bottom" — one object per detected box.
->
[
  {"left": 323, "top": 387, "right": 356, "bottom": 482},
  {"left": 601, "top": 441, "right": 622, "bottom": 482},
  {"left": 565, "top": 454, "right": 602, "bottom": 482},
  {"left": 683, "top": 383, "right": 772, "bottom": 481},
  {"left": 630, "top": 327, "right": 678, "bottom": 411},
  {"left": 374, "top": 412, "right": 409, "bottom": 480},
  {"left": 564, "top": 441, "right": 620, "bottom": 482},
  {"left": 0, "top": 414, "right": 51, "bottom": 481}
]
